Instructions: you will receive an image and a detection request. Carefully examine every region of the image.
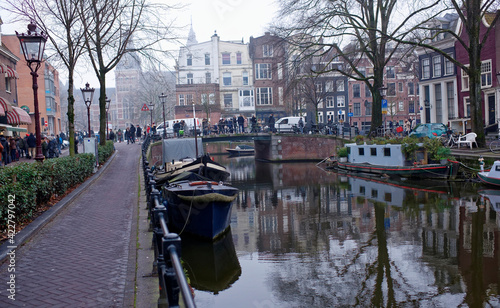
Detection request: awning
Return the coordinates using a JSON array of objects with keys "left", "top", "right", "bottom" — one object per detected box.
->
[
  {"left": 0, "top": 97, "right": 13, "bottom": 115},
  {"left": 7, "top": 106, "right": 32, "bottom": 125},
  {"left": 0, "top": 103, "right": 4, "bottom": 116},
  {"left": 7, "top": 126, "right": 27, "bottom": 132},
  {"left": 0, "top": 63, "right": 19, "bottom": 78}
]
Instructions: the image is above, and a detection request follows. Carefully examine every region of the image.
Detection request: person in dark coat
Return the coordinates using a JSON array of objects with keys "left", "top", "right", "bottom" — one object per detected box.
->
[
  {"left": 268, "top": 114, "right": 275, "bottom": 133},
  {"left": 129, "top": 124, "right": 136, "bottom": 143},
  {"left": 48, "top": 137, "right": 58, "bottom": 158},
  {"left": 136, "top": 125, "right": 142, "bottom": 143},
  {"left": 0, "top": 136, "right": 9, "bottom": 165},
  {"left": 237, "top": 115, "right": 245, "bottom": 133},
  {"left": 27, "top": 133, "right": 36, "bottom": 159}
]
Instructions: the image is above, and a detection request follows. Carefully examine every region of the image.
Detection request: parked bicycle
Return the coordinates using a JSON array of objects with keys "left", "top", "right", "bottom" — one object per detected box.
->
[
  {"left": 439, "top": 130, "right": 460, "bottom": 148},
  {"left": 490, "top": 137, "right": 500, "bottom": 153}
]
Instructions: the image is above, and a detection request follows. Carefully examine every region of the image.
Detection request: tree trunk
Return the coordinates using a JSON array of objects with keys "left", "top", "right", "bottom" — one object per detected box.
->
[
  {"left": 67, "top": 68, "right": 76, "bottom": 156},
  {"left": 99, "top": 73, "right": 107, "bottom": 146}
]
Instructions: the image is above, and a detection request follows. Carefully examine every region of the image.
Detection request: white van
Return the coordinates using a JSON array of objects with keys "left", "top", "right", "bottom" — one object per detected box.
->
[
  {"left": 275, "top": 116, "right": 303, "bottom": 133},
  {"left": 157, "top": 118, "right": 202, "bottom": 136}
]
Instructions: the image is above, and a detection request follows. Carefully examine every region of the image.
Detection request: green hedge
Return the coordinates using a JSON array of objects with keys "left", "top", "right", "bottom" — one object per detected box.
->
[{"left": 0, "top": 142, "right": 114, "bottom": 233}]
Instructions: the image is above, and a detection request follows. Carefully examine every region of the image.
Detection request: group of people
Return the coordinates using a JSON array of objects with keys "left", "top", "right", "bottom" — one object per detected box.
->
[{"left": 0, "top": 132, "right": 68, "bottom": 166}]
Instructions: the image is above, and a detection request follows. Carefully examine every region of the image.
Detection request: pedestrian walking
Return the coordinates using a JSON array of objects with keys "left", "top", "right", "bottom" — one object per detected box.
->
[
  {"left": 238, "top": 115, "right": 245, "bottom": 133},
  {"left": 9, "top": 137, "right": 18, "bottom": 162},
  {"left": 129, "top": 124, "right": 136, "bottom": 143},
  {"left": 1, "top": 135, "right": 9, "bottom": 165},
  {"left": 268, "top": 114, "right": 275, "bottom": 133},
  {"left": 27, "top": 133, "right": 36, "bottom": 159},
  {"left": 298, "top": 117, "right": 304, "bottom": 134},
  {"left": 136, "top": 125, "right": 142, "bottom": 144}
]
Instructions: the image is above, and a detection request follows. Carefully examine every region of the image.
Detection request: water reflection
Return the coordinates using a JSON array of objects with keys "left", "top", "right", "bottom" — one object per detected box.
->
[{"left": 188, "top": 155, "right": 500, "bottom": 307}]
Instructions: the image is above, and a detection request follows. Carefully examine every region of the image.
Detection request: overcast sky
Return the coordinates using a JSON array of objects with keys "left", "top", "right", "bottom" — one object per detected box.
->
[{"left": 1, "top": 0, "right": 279, "bottom": 87}]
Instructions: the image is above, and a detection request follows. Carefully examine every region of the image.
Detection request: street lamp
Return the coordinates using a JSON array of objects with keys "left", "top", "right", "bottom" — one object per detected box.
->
[
  {"left": 379, "top": 86, "right": 388, "bottom": 136},
  {"left": 80, "top": 83, "right": 95, "bottom": 137},
  {"left": 16, "top": 22, "right": 48, "bottom": 162},
  {"left": 148, "top": 102, "right": 154, "bottom": 131},
  {"left": 159, "top": 93, "right": 167, "bottom": 138},
  {"left": 105, "top": 96, "right": 111, "bottom": 140},
  {"left": 192, "top": 101, "right": 198, "bottom": 157}
]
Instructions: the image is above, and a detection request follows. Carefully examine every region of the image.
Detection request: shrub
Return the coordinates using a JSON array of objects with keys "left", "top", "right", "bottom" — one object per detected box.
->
[
  {"left": 98, "top": 141, "right": 115, "bottom": 165},
  {"left": 337, "top": 147, "right": 348, "bottom": 157}
]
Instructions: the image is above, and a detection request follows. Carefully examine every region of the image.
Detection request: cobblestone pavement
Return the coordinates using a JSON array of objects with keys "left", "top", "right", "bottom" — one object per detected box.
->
[{"left": 0, "top": 142, "right": 141, "bottom": 307}]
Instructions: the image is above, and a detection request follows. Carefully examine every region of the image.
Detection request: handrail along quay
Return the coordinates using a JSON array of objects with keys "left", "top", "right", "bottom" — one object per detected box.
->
[{"left": 141, "top": 135, "right": 196, "bottom": 308}]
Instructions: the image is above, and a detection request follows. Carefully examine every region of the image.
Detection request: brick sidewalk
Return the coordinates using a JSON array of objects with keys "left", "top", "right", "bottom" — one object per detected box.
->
[{"left": 0, "top": 142, "right": 141, "bottom": 307}]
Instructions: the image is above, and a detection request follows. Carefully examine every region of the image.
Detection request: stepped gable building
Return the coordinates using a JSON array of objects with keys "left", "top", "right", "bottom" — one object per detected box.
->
[
  {"left": 176, "top": 26, "right": 253, "bottom": 124},
  {"left": 249, "top": 32, "right": 288, "bottom": 122},
  {"left": 416, "top": 14, "right": 459, "bottom": 129}
]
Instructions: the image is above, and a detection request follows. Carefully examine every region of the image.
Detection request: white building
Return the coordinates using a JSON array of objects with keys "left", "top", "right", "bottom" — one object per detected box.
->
[{"left": 176, "top": 27, "right": 254, "bottom": 117}]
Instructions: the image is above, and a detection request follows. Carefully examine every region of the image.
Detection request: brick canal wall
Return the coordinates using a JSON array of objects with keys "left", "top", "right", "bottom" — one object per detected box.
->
[
  {"left": 255, "top": 135, "right": 343, "bottom": 162},
  {"left": 150, "top": 135, "right": 345, "bottom": 163}
]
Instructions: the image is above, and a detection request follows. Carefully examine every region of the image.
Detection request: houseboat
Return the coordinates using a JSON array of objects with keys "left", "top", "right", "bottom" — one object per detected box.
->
[{"left": 330, "top": 143, "right": 459, "bottom": 180}]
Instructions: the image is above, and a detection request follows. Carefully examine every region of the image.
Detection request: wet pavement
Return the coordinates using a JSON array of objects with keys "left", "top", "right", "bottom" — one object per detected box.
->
[{"left": 0, "top": 142, "right": 155, "bottom": 307}]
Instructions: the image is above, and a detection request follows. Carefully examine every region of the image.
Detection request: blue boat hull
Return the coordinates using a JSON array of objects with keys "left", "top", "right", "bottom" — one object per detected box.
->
[{"left": 163, "top": 181, "right": 238, "bottom": 240}]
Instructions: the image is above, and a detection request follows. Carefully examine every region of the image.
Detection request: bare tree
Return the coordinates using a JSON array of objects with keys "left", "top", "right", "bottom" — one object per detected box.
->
[
  {"left": 79, "top": 0, "right": 180, "bottom": 145},
  {"left": 273, "top": 0, "right": 443, "bottom": 135},
  {"left": 3, "top": 0, "right": 87, "bottom": 156}
]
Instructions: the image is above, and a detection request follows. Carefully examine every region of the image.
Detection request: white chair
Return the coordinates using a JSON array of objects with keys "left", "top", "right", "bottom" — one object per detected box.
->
[{"left": 457, "top": 132, "right": 477, "bottom": 149}]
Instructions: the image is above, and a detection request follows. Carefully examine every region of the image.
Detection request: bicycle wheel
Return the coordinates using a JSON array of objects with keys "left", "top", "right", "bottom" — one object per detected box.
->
[{"left": 490, "top": 140, "right": 500, "bottom": 153}]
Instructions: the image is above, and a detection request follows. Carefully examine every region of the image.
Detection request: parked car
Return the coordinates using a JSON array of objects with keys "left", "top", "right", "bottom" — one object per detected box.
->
[
  {"left": 409, "top": 123, "right": 448, "bottom": 138},
  {"left": 275, "top": 116, "right": 303, "bottom": 133}
]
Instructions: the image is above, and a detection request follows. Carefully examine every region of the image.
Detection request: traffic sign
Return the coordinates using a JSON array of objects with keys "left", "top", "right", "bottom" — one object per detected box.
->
[
  {"left": 141, "top": 104, "right": 150, "bottom": 111},
  {"left": 348, "top": 112, "right": 353, "bottom": 117},
  {"left": 381, "top": 99, "right": 387, "bottom": 109}
]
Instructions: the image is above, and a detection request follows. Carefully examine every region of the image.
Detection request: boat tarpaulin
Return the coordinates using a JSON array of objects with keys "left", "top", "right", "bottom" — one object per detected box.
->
[{"left": 162, "top": 138, "right": 204, "bottom": 164}]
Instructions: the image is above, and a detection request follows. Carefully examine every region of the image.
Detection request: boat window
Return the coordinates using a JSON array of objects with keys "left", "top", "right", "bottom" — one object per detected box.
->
[
  {"left": 347, "top": 147, "right": 351, "bottom": 154},
  {"left": 370, "top": 148, "right": 377, "bottom": 156},
  {"left": 371, "top": 189, "right": 378, "bottom": 198},
  {"left": 359, "top": 186, "right": 365, "bottom": 195},
  {"left": 384, "top": 193, "right": 392, "bottom": 202},
  {"left": 496, "top": 165, "right": 500, "bottom": 171},
  {"left": 358, "top": 148, "right": 365, "bottom": 156},
  {"left": 384, "top": 148, "right": 391, "bottom": 156}
]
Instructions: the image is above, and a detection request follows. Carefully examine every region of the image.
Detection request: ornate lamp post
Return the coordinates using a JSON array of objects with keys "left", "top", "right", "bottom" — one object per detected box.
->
[
  {"left": 159, "top": 93, "right": 167, "bottom": 138},
  {"left": 16, "top": 22, "right": 48, "bottom": 162},
  {"left": 148, "top": 102, "right": 154, "bottom": 132},
  {"left": 80, "top": 83, "right": 95, "bottom": 137},
  {"left": 105, "top": 96, "right": 111, "bottom": 139}
]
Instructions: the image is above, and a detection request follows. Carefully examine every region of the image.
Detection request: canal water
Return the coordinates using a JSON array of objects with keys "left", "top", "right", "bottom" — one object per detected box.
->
[{"left": 181, "top": 154, "right": 500, "bottom": 307}]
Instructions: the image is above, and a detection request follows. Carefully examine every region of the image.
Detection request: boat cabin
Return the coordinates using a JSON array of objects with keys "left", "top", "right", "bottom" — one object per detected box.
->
[{"left": 346, "top": 143, "right": 427, "bottom": 166}]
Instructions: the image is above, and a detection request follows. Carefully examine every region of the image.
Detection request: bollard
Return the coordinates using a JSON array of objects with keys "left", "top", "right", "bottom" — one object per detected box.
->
[{"left": 162, "top": 234, "right": 182, "bottom": 307}]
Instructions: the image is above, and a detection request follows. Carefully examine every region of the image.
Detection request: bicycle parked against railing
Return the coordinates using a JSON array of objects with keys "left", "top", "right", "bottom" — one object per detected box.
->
[
  {"left": 490, "top": 136, "right": 500, "bottom": 153},
  {"left": 439, "top": 130, "right": 460, "bottom": 148}
]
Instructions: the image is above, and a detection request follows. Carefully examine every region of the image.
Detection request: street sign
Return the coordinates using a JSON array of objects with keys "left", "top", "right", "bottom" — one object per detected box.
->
[
  {"left": 381, "top": 99, "right": 387, "bottom": 109},
  {"left": 348, "top": 112, "right": 353, "bottom": 117},
  {"left": 141, "top": 104, "right": 150, "bottom": 111}
]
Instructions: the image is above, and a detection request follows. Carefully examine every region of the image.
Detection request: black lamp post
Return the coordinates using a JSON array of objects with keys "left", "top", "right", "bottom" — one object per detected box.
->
[
  {"left": 105, "top": 96, "right": 111, "bottom": 139},
  {"left": 81, "top": 83, "right": 95, "bottom": 137},
  {"left": 379, "top": 86, "right": 388, "bottom": 135},
  {"left": 149, "top": 102, "right": 154, "bottom": 131},
  {"left": 16, "top": 22, "right": 48, "bottom": 162},
  {"left": 159, "top": 93, "right": 167, "bottom": 138}
]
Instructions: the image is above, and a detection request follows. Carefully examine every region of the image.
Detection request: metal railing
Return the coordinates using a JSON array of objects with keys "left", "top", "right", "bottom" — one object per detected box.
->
[{"left": 141, "top": 138, "right": 196, "bottom": 308}]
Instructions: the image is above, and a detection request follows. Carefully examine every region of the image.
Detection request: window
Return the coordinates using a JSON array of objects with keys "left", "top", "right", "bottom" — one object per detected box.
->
[
  {"left": 433, "top": 56, "right": 441, "bottom": 77},
  {"left": 222, "top": 53, "right": 230, "bottom": 65},
  {"left": 236, "top": 52, "right": 242, "bottom": 64},
  {"left": 255, "top": 63, "right": 272, "bottom": 79},
  {"left": 187, "top": 73, "right": 193, "bottom": 84},
  {"left": 353, "top": 84, "right": 360, "bottom": 98},
  {"left": 445, "top": 53, "right": 454, "bottom": 75},
  {"left": 447, "top": 82, "right": 455, "bottom": 118},
  {"left": 384, "top": 148, "right": 391, "bottom": 156},
  {"left": 336, "top": 80, "right": 345, "bottom": 91},
  {"left": 187, "top": 54, "right": 192, "bottom": 66},
  {"left": 5, "top": 78, "right": 11, "bottom": 93},
  {"left": 179, "top": 94, "right": 185, "bottom": 105},
  {"left": 358, "top": 148, "right": 365, "bottom": 156},
  {"left": 205, "top": 54, "right": 210, "bottom": 65},
  {"left": 186, "top": 94, "right": 193, "bottom": 103},
  {"left": 354, "top": 102, "right": 361, "bottom": 116},
  {"left": 325, "top": 81, "right": 334, "bottom": 92},
  {"left": 409, "top": 101, "right": 415, "bottom": 114},
  {"left": 278, "top": 63, "right": 283, "bottom": 79},
  {"left": 386, "top": 66, "right": 395, "bottom": 78},
  {"left": 315, "top": 82, "right": 323, "bottom": 93},
  {"left": 435, "top": 84, "right": 442, "bottom": 123},
  {"left": 337, "top": 96, "right": 345, "bottom": 107},
  {"left": 239, "top": 90, "right": 254, "bottom": 107},
  {"left": 398, "top": 101, "right": 404, "bottom": 111},
  {"left": 422, "top": 58, "right": 430, "bottom": 79},
  {"left": 398, "top": 83, "right": 403, "bottom": 92},
  {"left": 408, "top": 82, "right": 415, "bottom": 95},
  {"left": 263, "top": 45, "right": 273, "bottom": 57},
  {"left": 205, "top": 72, "right": 211, "bottom": 84},
  {"left": 370, "top": 148, "right": 377, "bottom": 156},
  {"left": 256, "top": 87, "right": 273, "bottom": 105},
  {"left": 461, "top": 68, "right": 469, "bottom": 91},
  {"left": 223, "top": 72, "right": 232, "bottom": 86},
  {"left": 224, "top": 94, "right": 233, "bottom": 107},
  {"left": 326, "top": 96, "right": 334, "bottom": 108},
  {"left": 387, "top": 83, "right": 396, "bottom": 96},
  {"left": 465, "top": 97, "right": 470, "bottom": 117},
  {"left": 365, "top": 101, "right": 372, "bottom": 116},
  {"left": 243, "top": 71, "right": 249, "bottom": 85},
  {"left": 365, "top": 84, "right": 372, "bottom": 97},
  {"left": 481, "top": 60, "right": 492, "bottom": 88}
]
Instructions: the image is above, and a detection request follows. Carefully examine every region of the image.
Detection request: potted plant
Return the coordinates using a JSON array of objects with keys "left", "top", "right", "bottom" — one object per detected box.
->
[
  {"left": 337, "top": 147, "right": 348, "bottom": 162},
  {"left": 433, "top": 146, "right": 452, "bottom": 164},
  {"left": 354, "top": 135, "right": 364, "bottom": 145}
]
